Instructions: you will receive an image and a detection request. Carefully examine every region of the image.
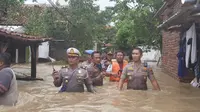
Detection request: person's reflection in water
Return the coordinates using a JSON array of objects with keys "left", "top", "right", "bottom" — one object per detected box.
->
[{"left": 118, "top": 48, "right": 160, "bottom": 91}]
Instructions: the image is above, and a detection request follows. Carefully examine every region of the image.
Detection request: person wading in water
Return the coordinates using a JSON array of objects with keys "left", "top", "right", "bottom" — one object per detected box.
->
[
  {"left": 118, "top": 48, "right": 160, "bottom": 91},
  {"left": 52, "top": 47, "right": 95, "bottom": 93},
  {"left": 87, "top": 51, "right": 106, "bottom": 86},
  {"left": 0, "top": 53, "right": 18, "bottom": 106},
  {"left": 106, "top": 51, "right": 128, "bottom": 82}
]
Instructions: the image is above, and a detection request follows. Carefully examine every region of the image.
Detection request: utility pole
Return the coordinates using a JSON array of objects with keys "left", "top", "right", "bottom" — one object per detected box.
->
[
  {"left": 71, "top": 40, "right": 76, "bottom": 47},
  {"left": 93, "top": 41, "right": 98, "bottom": 51}
]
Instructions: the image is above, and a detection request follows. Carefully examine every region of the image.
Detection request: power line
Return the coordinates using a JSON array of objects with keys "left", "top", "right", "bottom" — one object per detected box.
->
[
  {"left": 46, "top": 0, "right": 77, "bottom": 28},
  {"left": 46, "top": 0, "right": 105, "bottom": 46}
]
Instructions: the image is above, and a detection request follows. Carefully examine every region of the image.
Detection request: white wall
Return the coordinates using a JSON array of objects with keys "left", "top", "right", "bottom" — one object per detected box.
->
[
  {"left": 139, "top": 46, "right": 161, "bottom": 61},
  {"left": 38, "top": 42, "right": 50, "bottom": 59},
  {"left": 0, "top": 25, "right": 24, "bottom": 33}
]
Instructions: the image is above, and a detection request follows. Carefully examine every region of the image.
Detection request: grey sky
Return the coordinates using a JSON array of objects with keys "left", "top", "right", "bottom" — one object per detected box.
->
[{"left": 25, "top": 0, "right": 115, "bottom": 10}]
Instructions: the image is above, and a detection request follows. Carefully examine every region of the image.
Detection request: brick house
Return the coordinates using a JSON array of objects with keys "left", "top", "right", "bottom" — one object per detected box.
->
[{"left": 156, "top": 0, "right": 200, "bottom": 82}]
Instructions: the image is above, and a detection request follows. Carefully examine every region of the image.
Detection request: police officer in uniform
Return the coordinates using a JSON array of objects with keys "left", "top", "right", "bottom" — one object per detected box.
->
[
  {"left": 52, "top": 48, "right": 95, "bottom": 93},
  {"left": 87, "top": 51, "right": 105, "bottom": 86},
  {"left": 79, "top": 50, "right": 94, "bottom": 69},
  {"left": 119, "top": 48, "right": 160, "bottom": 91},
  {"left": 101, "top": 51, "right": 113, "bottom": 71}
]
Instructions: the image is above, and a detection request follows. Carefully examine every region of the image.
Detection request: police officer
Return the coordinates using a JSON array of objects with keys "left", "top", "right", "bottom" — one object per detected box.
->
[
  {"left": 105, "top": 51, "right": 128, "bottom": 82},
  {"left": 52, "top": 47, "right": 95, "bottom": 93},
  {"left": 87, "top": 51, "right": 105, "bottom": 86},
  {"left": 79, "top": 50, "right": 94, "bottom": 69},
  {"left": 101, "top": 51, "right": 113, "bottom": 71},
  {"left": 118, "top": 48, "right": 160, "bottom": 91}
]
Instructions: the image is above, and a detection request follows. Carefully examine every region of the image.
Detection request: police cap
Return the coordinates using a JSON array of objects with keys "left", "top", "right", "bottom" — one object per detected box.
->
[{"left": 66, "top": 47, "right": 81, "bottom": 56}]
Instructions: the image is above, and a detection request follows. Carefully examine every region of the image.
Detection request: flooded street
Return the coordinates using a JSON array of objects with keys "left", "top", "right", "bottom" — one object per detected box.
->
[{"left": 1, "top": 63, "right": 200, "bottom": 112}]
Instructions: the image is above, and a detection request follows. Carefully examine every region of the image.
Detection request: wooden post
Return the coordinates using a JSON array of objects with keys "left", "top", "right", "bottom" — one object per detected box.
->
[
  {"left": 15, "top": 49, "right": 18, "bottom": 63},
  {"left": 31, "top": 44, "right": 37, "bottom": 79},
  {"left": 16, "top": 44, "right": 43, "bottom": 81},
  {"left": 157, "top": 57, "right": 161, "bottom": 67}
]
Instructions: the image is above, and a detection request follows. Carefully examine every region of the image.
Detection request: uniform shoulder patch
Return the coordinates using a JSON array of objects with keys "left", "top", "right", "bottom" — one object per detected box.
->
[
  {"left": 142, "top": 67, "right": 148, "bottom": 72},
  {"left": 59, "top": 67, "right": 69, "bottom": 73},
  {"left": 61, "top": 65, "right": 68, "bottom": 69},
  {"left": 80, "top": 66, "right": 87, "bottom": 70},
  {"left": 78, "top": 67, "right": 87, "bottom": 75},
  {"left": 111, "top": 59, "right": 117, "bottom": 62},
  {"left": 127, "top": 63, "right": 134, "bottom": 70},
  {"left": 127, "top": 66, "right": 134, "bottom": 71},
  {"left": 147, "top": 67, "right": 153, "bottom": 72}
]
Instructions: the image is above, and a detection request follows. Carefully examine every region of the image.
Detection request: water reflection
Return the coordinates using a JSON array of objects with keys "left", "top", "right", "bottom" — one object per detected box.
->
[{"left": 0, "top": 64, "right": 200, "bottom": 112}]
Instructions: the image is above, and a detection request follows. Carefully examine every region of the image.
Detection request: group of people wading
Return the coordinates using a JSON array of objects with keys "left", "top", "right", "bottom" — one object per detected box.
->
[
  {"left": 52, "top": 47, "right": 160, "bottom": 93},
  {"left": 0, "top": 47, "right": 160, "bottom": 106}
]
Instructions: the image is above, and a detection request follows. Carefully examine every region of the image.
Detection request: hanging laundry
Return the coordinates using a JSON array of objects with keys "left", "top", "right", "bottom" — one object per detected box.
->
[
  {"left": 185, "top": 23, "right": 197, "bottom": 68},
  {"left": 194, "top": 59, "right": 200, "bottom": 83},
  {"left": 190, "top": 77, "right": 200, "bottom": 88},
  {"left": 177, "top": 33, "right": 187, "bottom": 77},
  {"left": 194, "top": 31, "right": 200, "bottom": 83}
]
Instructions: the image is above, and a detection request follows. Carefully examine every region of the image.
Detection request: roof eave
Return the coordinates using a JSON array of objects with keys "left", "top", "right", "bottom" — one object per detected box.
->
[
  {"left": 154, "top": 2, "right": 168, "bottom": 18},
  {"left": 0, "top": 30, "right": 52, "bottom": 43},
  {"left": 157, "top": 5, "right": 196, "bottom": 29}
]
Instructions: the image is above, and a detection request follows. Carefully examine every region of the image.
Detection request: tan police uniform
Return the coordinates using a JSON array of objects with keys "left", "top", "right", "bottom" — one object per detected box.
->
[
  {"left": 87, "top": 63, "right": 103, "bottom": 86},
  {"left": 53, "top": 48, "right": 94, "bottom": 92},
  {"left": 79, "top": 60, "right": 91, "bottom": 69},
  {"left": 121, "top": 63, "right": 155, "bottom": 90}
]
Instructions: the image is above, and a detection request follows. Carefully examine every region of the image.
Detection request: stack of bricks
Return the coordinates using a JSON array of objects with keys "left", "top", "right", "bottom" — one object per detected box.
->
[{"left": 162, "top": 30, "right": 180, "bottom": 81}]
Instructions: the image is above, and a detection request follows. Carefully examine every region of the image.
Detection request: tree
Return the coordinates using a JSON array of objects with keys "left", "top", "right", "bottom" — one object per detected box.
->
[
  {"left": 111, "top": 0, "right": 163, "bottom": 52},
  {"left": 24, "top": 6, "right": 48, "bottom": 36},
  {"left": 24, "top": 0, "right": 114, "bottom": 53},
  {"left": 0, "top": 0, "right": 24, "bottom": 23}
]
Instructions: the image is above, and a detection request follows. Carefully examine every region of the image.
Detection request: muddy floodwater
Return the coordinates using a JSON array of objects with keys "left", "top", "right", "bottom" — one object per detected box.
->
[{"left": 0, "top": 63, "right": 200, "bottom": 112}]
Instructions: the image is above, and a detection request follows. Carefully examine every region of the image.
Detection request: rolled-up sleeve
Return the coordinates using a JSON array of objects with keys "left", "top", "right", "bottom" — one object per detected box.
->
[
  {"left": 0, "top": 69, "right": 13, "bottom": 94},
  {"left": 147, "top": 67, "right": 156, "bottom": 81},
  {"left": 84, "top": 71, "right": 92, "bottom": 85},
  {"left": 53, "top": 69, "right": 64, "bottom": 87},
  {"left": 84, "top": 71, "right": 94, "bottom": 92},
  {"left": 120, "top": 66, "right": 128, "bottom": 80}
]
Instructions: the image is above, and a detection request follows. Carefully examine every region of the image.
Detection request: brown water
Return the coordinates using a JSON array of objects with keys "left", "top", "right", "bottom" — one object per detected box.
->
[{"left": 1, "top": 63, "right": 200, "bottom": 112}]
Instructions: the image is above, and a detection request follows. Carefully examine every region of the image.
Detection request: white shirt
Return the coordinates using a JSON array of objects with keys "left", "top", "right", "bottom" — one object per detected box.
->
[{"left": 106, "top": 64, "right": 112, "bottom": 72}]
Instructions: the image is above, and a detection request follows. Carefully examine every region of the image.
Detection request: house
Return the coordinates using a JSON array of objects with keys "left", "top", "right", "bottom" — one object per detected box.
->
[
  {"left": 155, "top": 0, "right": 200, "bottom": 82},
  {"left": 0, "top": 28, "right": 52, "bottom": 80},
  {"left": 0, "top": 4, "right": 67, "bottom": 60}
]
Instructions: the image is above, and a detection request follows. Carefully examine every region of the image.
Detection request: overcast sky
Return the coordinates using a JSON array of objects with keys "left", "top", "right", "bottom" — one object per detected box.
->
[{"left": 25, "top": 0, "right": 116, "bottom": 10}]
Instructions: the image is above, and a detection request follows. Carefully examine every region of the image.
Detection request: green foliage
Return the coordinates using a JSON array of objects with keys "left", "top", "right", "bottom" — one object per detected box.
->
[
  {"left": 111, "top": 0, "right": 163, "bottom": 51},
  {"left": 24, "top": 0, "right": 116, "bottom": 53},
  {"left": 0, "top": 0, "right": 25, "bottom": 23},
  {"left": 0, "top": 0, "right": 24, "bottom": 11},
  {"left": 25, "top": 7, "right": 48, "bottom": 36},
  {"left": 1, "top": 0, "right": 163, "bottom": 54}
]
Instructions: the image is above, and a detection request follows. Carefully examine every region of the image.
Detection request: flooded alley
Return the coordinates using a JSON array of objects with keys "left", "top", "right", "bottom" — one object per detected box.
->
[
  {"left": 0, "top": 63, "right": 199, "bottom": 112},
  {"left": 1, "top": 0, "right": 200, "bottom": 111}
]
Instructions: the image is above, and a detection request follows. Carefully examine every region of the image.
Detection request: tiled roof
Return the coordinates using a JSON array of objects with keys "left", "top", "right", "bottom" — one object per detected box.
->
[
  {"left": 1, "top": 4, "right": 50, "bottom": 25},
  {"left": 0, "top": 28, "right": 52, "bottom": 42}
]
